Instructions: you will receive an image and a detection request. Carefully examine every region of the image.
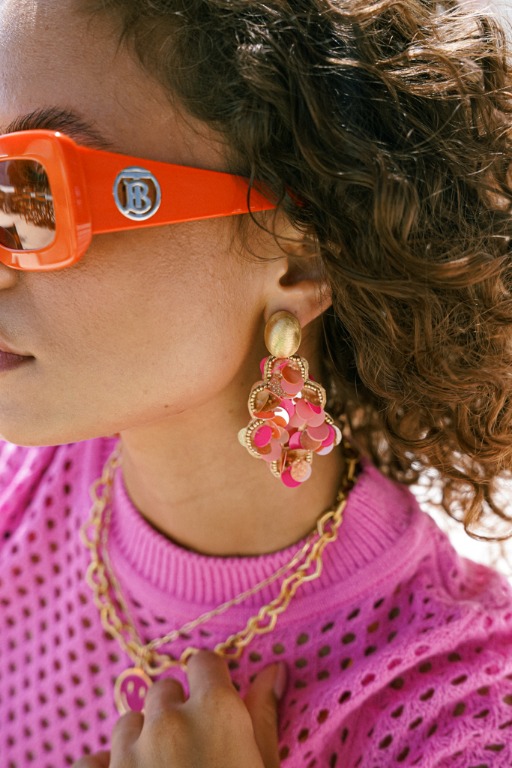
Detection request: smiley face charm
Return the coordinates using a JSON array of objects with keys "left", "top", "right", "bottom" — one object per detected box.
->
[{"left": 114, "top": 667, "right": 152, "bottom": 714}]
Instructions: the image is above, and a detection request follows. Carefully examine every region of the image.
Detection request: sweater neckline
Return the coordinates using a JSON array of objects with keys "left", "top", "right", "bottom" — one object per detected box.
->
[{"left": 106, "top": 439, "right": 420, "bottom": 606}]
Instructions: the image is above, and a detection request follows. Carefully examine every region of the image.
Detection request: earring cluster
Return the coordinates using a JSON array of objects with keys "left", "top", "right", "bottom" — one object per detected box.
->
[{"left": 238, "top": 311, "right": 341, "bottom": 487}]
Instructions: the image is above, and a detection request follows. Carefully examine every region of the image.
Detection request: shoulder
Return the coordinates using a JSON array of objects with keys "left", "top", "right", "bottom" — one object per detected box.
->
[
  {"left": 300, "top": 516, "right": 512, "bottom": 768},
  {"left": 0, "top": 436, "right": 116, "bottom": 542},
  {"left": 0, "top": 440, "right": 58, "bottom": 540},
  {"left": 279, "top": 458, "right": 512, "bottom": 767}
]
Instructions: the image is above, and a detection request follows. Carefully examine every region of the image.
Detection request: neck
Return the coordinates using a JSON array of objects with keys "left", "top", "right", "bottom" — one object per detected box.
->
[{"left": 118, "top": 399, "right": 347, "bottom": 557}]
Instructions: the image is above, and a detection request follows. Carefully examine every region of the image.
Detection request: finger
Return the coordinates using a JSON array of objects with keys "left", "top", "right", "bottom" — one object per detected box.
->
[
  {"left": 72, "top": 752, "right": 110, "bottom": 768},
  {"left": 111, "top": 710, "right": 144, "bottom": 755},
  {"left": 143, "top": 676, "right": 186, "bottom": 721},
  {"left": 186, "top": 649, "right": 235, "bottom": 696},
  {"left": 244, "top": 663, "right": 286, "bottom": 768}
]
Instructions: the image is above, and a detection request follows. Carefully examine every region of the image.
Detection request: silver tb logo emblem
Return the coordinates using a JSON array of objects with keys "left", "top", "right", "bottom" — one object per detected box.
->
[{"left": 113, "top": 167, "right": 161, "bottom": 221}]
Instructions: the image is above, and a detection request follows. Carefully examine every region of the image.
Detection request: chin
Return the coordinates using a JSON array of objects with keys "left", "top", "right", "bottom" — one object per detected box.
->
[{"left": 0, "top": 417, "right": 104, "bottom": 448}]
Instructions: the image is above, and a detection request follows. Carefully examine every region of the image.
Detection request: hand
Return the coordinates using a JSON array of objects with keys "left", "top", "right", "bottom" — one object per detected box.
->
[{"left": 73, "top": 650, "right": 285, "bottom": 768}]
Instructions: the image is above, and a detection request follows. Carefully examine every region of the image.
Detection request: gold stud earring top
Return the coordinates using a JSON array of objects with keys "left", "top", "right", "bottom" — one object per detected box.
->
[{"left": 264, "top": 311, "right": 301, "bottom": 358}]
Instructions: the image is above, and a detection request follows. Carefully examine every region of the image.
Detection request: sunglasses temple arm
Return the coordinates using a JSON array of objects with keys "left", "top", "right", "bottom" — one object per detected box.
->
[{"left": 80, "top": 148, "right": 277, "bottom": 234}]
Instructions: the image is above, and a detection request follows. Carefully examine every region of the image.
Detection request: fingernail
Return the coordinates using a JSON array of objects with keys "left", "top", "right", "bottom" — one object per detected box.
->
[{"left": 273, "top": 662, "right": 287, "bottom": 700}]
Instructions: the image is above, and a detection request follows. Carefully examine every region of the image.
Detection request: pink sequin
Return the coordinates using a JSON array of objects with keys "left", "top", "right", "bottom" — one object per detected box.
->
[
  {"left": 282, "top": 468, "right": 301, "bottom": 488},
  {"left": 254, "top": 425, "right": 273, "bottom": 448},
  {"left": 307, "top": 423, "right": 330, "bottom": 442}
]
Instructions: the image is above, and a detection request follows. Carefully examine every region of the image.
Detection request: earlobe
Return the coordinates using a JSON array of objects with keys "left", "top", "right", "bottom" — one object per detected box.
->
[
  {"left": 264, "top": 255, "right": 332, "bottom": 330},
  {"left": 264, "top": 278, "right": 332, "bottom": 331},
  {"left": 263, "top": 214, "right": 332, "bottom": 329}
]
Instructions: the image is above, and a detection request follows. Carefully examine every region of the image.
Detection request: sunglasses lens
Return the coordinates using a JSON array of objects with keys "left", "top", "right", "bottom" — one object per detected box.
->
[{"left": 0, "top": 159, "right": 56, "bottom": 251}]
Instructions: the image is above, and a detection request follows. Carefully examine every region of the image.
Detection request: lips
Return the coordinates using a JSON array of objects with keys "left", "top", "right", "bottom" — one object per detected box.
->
[
  {"left": 0, "top": 350, "right": 34, "bottom": 373},
  {"left": 0, "top": 348, "right": 29, "bottom": 359},
  {"left": 0, "top": 335, "right": 32, "bottom": 357}
]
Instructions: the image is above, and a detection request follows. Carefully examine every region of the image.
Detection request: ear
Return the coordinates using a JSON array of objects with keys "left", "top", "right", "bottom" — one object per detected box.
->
[{"left": 263, "top": 217, "right": 331, "bottom": 330}]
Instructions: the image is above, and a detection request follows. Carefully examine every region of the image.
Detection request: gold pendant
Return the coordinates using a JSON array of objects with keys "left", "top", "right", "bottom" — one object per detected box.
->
[{"left": 114, "top": 667, "right": 152, "bottom": 715}]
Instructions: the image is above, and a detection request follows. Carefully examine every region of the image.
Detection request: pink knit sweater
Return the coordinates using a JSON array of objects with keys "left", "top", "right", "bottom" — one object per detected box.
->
[{"left": 1, "top": 436, "right": 512, "bottom": 768}]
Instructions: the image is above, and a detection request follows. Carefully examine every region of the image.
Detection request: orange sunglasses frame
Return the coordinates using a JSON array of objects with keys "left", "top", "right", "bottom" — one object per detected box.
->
[{"left": 0, "top": 130, "right": 277, "bottom": 271}]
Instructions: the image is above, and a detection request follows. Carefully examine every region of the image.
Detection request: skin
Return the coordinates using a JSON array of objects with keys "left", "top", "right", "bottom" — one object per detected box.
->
[{"left": 0, "top": 0, "right": 346, "bottom": 764}]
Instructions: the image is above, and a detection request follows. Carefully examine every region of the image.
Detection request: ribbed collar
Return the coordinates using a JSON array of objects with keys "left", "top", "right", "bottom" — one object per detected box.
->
[{"left": 103, "top": 438, "right": 428, "bottom": 608}]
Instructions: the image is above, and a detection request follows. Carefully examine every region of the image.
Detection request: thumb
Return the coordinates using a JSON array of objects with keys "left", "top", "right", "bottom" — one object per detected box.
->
[{"left": 244, "top": 662, "right": 287, "bottom": 768}]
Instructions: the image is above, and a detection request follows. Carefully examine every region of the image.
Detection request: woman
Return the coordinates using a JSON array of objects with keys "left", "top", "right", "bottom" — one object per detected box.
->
[{"left": 1, "top": 0, "right": 512, "bottom": 766}]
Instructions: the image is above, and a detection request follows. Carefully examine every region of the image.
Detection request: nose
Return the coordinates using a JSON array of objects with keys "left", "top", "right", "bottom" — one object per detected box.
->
[{"left": 0, "top": 261, "right": 19, "bottom": 289}]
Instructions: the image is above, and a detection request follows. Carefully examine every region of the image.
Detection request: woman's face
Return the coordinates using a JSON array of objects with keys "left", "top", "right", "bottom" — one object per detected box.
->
[{"left": 0, "top": 0, "right": 283, "bottom": 446}]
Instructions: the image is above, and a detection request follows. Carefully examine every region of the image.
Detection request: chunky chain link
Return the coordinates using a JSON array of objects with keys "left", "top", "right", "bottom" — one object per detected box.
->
[{"left": 81, "top": 440, "right": 359, "bottom": 675}]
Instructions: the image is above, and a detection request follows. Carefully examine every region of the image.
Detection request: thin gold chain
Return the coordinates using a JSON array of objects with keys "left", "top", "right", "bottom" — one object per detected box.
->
[{"left": 81, "top": 440, "right": 359, "bottom": 674}]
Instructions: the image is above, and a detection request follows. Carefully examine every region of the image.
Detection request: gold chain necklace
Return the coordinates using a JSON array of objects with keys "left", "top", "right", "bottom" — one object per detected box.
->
[{"left": 80, "top": 440, "right": 359, "bottom": 714}]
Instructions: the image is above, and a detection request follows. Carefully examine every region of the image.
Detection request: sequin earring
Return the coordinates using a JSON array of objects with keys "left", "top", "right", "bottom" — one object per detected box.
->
[{"left": 238, "top": 310, "right": 342, "bottom": 487}]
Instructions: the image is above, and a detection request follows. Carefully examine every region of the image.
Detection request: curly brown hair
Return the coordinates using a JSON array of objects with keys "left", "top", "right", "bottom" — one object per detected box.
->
[{"left": 84, "top": 0, "right": 512, "bottom": 544}]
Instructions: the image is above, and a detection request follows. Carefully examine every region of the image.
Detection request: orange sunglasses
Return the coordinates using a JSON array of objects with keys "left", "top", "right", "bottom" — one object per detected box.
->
[{"left": 0, "top": 130, "right": 277, "bottom": 271}]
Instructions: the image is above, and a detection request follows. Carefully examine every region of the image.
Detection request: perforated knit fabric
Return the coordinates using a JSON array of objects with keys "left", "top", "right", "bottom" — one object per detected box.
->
[{"left": 1, "top": 437, "right": 512, "bottom": 768}]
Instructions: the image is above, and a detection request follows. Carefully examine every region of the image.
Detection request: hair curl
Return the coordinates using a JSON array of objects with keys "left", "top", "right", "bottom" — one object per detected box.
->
[{"left": 85, "top": 0, "right": 512, "bottom": 544}]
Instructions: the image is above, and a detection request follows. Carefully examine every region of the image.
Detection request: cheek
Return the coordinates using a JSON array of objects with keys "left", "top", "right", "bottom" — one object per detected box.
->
[
  {"left": 35, "top": 228, "right": 242, "bottom": 363},
  {"left": 0, "top": 237, "right": 261, "bottom": 443},
  {"left": 51, "top": 268, "right": 245, "bottom": 387}
]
